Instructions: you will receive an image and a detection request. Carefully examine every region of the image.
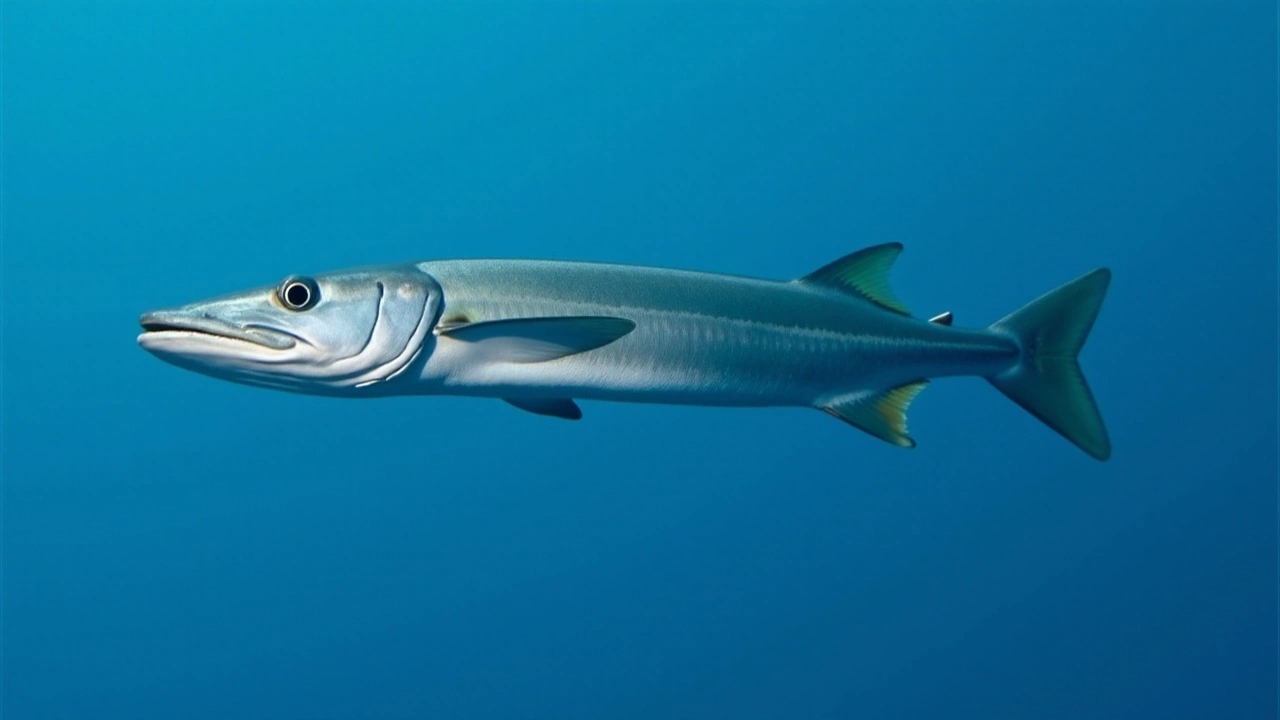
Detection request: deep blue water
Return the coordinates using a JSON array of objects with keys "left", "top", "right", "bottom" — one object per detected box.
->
[{"left": 4, "top": 3, "right": 1276, "bottom": 718}]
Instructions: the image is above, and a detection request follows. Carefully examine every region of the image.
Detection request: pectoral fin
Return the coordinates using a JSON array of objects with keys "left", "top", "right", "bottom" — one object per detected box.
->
[
  {"left": 435, "top": 316, "right": 636, "bottom": 363},
  {"left": 504, "top": 397, "right": 583, "bottom": 420},
  {"left": 823, "top": 380, "right": 929, "bottom": 448}
]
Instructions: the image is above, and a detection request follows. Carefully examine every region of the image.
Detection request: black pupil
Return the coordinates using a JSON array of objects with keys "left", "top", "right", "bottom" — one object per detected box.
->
[{"left": 285, "top": 283, "right": 310, "bottom": 308}]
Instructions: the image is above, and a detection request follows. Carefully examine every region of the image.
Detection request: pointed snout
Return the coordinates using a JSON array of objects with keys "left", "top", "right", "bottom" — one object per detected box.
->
[{"left": 137, "top": 307, "right": 297, "bottom": 350}]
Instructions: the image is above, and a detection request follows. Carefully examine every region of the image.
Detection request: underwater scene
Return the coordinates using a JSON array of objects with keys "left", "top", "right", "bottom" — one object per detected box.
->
[{"left": 4, "top": 2, "right": 1276, "bottom": 718}]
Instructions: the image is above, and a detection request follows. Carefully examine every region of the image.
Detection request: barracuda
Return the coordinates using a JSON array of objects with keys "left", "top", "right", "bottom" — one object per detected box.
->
[{"left": 137, "top": 244, "right": 1112, "bottom": 459}]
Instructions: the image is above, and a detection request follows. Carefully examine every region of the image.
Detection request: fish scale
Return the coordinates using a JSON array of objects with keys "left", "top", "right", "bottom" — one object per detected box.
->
[{"left": 138, "top": 243, "right": 1112, "bottom": 460}]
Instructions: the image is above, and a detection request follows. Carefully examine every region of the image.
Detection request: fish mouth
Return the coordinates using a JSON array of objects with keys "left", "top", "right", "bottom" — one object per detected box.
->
[{"left": 138, "top": 311, "right": 298, "bottom": 351}]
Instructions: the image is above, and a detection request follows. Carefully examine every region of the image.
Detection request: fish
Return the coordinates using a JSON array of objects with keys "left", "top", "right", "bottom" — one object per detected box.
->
[{"left": 137, "top": 243, "right": 1112, "bottom": 460}]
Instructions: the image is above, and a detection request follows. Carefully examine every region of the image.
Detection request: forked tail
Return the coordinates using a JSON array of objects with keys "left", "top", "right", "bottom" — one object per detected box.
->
[{"left": 987, "top": 268, "right": 1112, "bottom": 461}]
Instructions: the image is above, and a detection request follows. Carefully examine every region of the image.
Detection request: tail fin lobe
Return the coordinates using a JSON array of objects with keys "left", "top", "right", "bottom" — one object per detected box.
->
[{"left": 987, "top": 268, "right": 1112, "bottom": 461}]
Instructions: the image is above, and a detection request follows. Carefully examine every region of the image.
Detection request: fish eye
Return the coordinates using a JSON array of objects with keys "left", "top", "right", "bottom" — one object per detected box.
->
[{"left": 278, "top": 276, "right": 319, "bottom": 311}]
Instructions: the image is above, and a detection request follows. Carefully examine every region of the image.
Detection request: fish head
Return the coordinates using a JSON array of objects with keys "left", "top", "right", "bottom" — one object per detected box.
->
[{"left": 137, "top": 265, "right": 442, "bottom": 395}]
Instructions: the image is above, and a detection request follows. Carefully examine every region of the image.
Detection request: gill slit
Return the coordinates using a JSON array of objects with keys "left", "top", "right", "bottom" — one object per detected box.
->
[
  {"left": 318, "top": 282, "right": 385, "bottom": 378},
  {"left": 350, "top": 281, "right": 385, "bottom": 360},
  {"left": 355, "top": 282, "right": 435, "bottom": 387}
]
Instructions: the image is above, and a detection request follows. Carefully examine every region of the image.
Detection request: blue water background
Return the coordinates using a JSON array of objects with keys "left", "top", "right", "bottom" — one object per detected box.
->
[{"left": 4, "top": 2, "right": 1276, "bottom": 718}]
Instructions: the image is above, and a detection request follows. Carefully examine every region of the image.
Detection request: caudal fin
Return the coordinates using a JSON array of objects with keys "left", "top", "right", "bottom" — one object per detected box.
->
[{"left": 987, "top": 268, "right": 1112, "bottom": 461}]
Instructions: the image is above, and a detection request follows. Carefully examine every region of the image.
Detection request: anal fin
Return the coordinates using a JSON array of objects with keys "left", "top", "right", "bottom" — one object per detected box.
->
[
  {"left": 823, "top": 380, "right": 929, "bottom": 448},
  {"left": 504, "top": 397, "right": 583, "bottom": 420}
]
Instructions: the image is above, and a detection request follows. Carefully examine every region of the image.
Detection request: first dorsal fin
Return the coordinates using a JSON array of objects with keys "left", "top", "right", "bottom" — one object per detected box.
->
[
  {"left": 822, "top": 380, "right": 929, "bottom": 448},
  {"left": 795, "top": 243, "right": 910, "bottom": 315}
]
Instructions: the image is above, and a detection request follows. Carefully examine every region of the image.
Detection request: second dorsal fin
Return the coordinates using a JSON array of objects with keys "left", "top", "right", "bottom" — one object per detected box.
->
[{"left": 795, "top": 243, "right": 910, "bottom": 315}]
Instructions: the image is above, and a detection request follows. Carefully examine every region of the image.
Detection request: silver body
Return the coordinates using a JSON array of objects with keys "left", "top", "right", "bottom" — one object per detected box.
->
[
  {"left": 138, "top": 245, "right": 1112, "bottom": 458},
  {"left": 416, "top": 259, "right": 1016, "bottom": 408}
]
